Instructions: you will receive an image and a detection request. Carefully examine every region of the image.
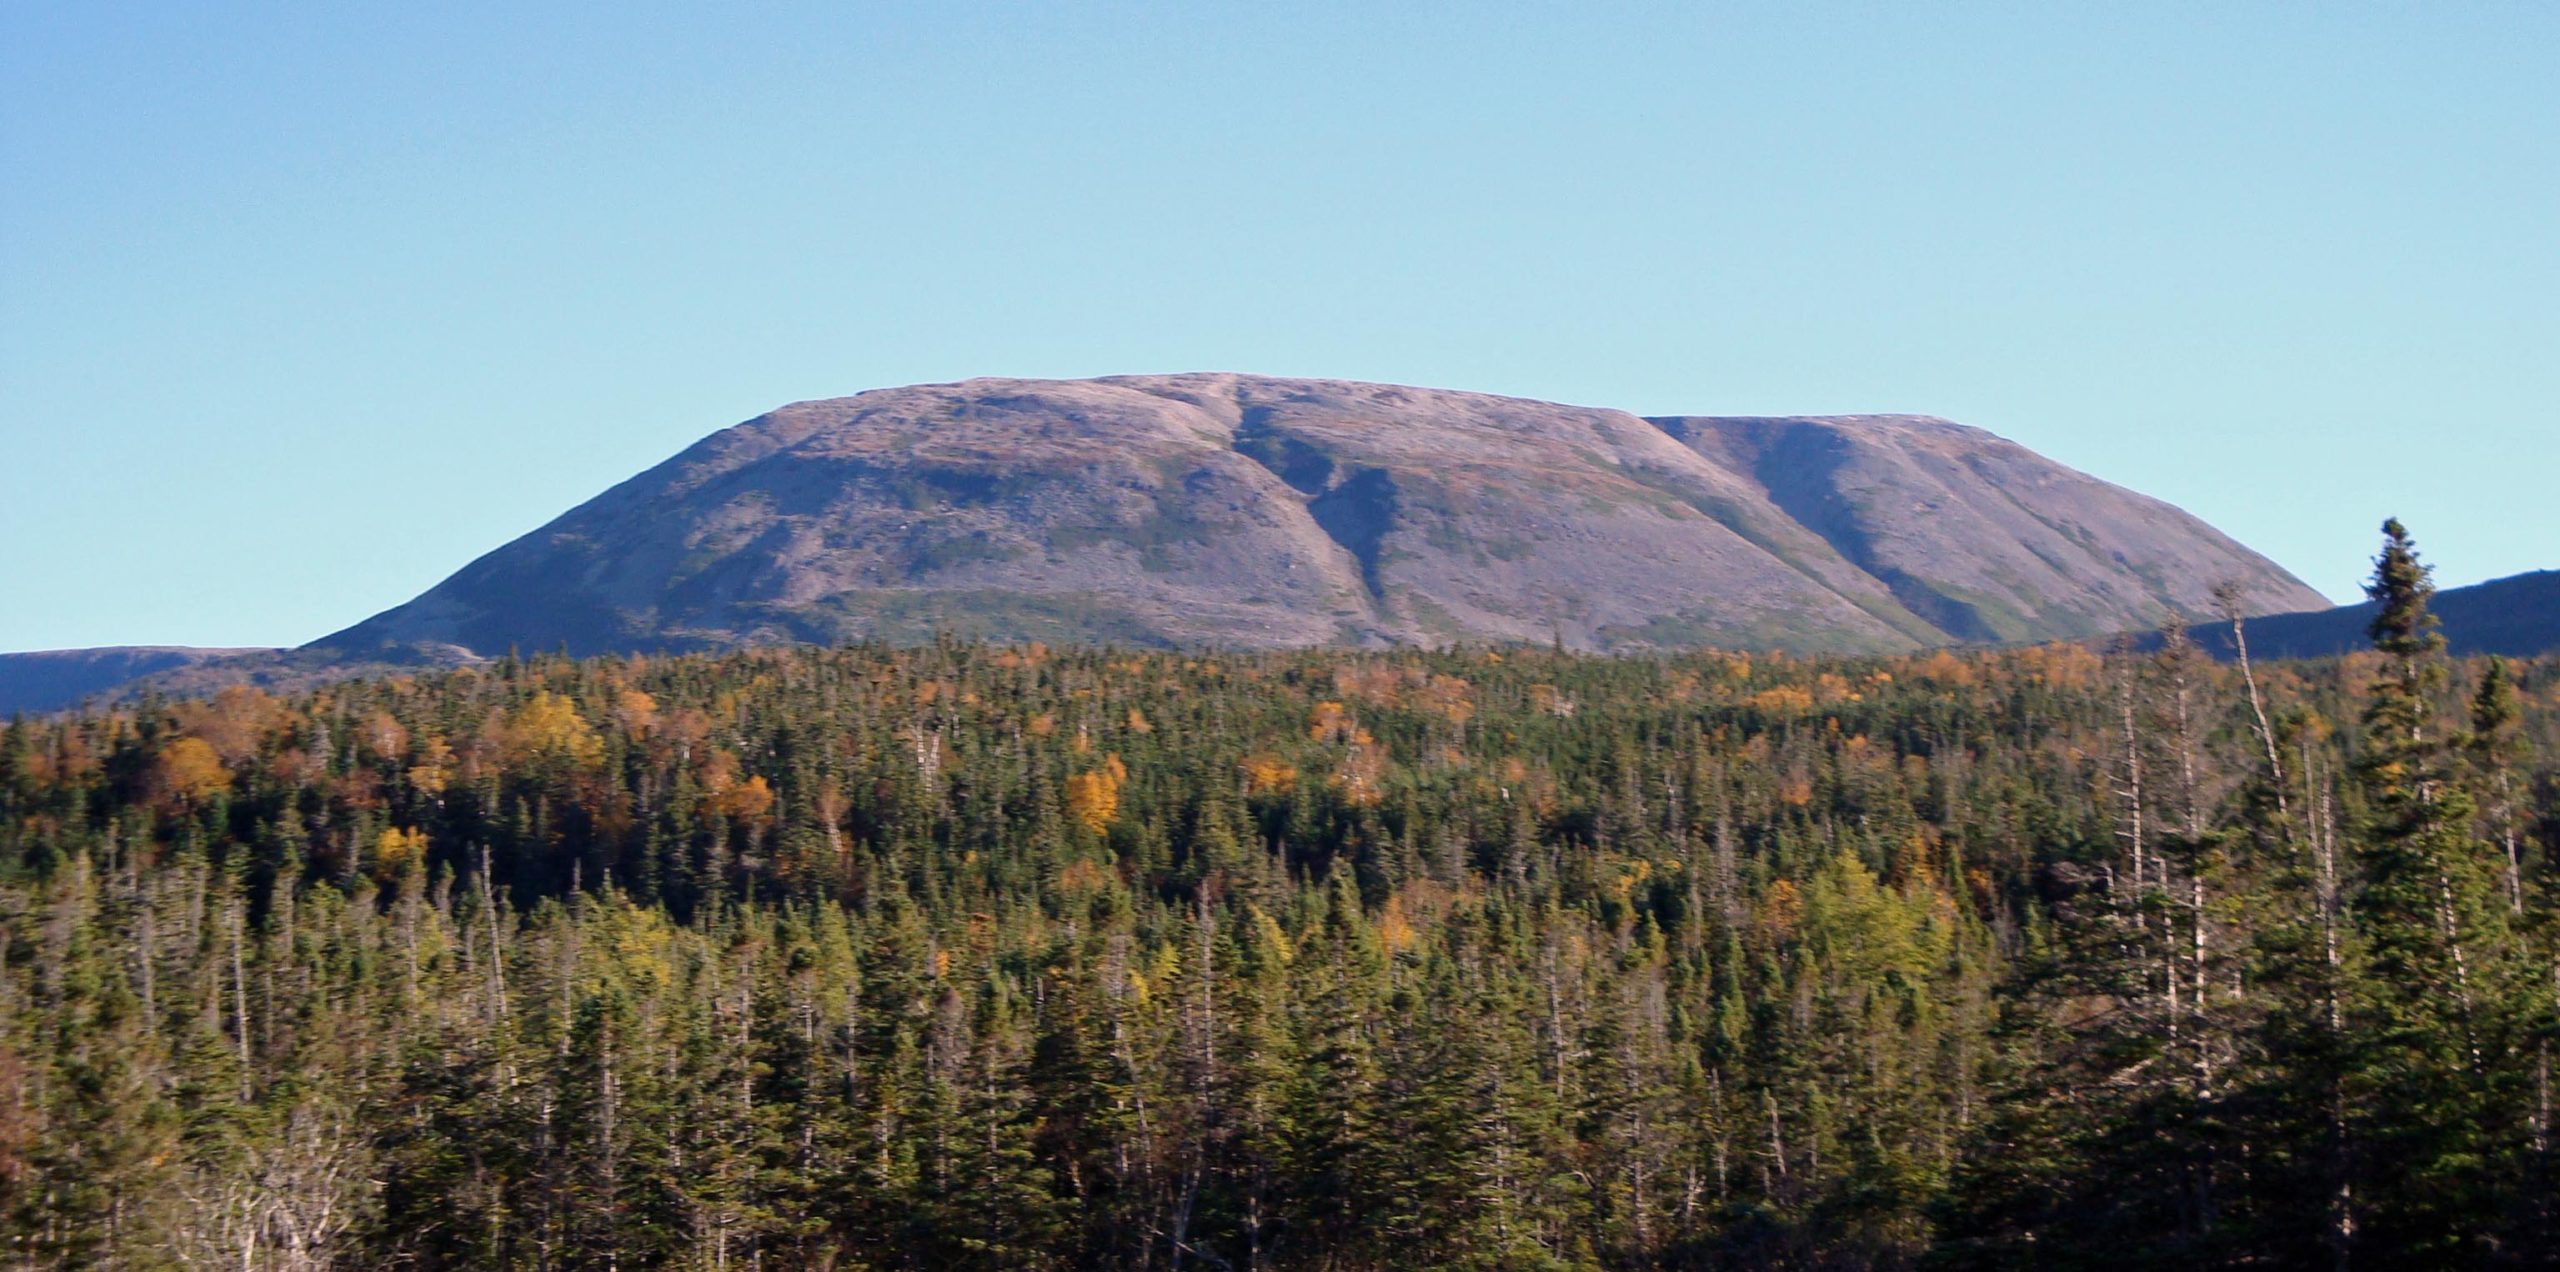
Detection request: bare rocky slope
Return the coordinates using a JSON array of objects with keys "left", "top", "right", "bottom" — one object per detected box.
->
[{"left": 310, "top": 374, "right": 2324, "bottom": 660}]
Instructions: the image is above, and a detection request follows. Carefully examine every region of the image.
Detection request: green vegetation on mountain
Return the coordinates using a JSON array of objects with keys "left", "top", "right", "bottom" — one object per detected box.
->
[{"left": 1, "top": 523, "right": 2550, "bottom": 1268}]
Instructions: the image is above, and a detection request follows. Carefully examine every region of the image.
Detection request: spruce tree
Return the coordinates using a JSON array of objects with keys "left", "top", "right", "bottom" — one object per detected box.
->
[{"left": 2344, "top": 518, "right": 2535, "bottom": 1260}]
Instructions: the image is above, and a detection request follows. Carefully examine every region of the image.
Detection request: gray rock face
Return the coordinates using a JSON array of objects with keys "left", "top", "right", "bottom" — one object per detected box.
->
[{"left": 312, "top": 374, "right": 2327, "bottom": 658}]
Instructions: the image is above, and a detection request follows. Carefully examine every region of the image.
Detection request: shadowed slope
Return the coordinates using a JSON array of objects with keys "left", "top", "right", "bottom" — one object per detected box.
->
[
  {"left": 0, "top": 647, "right": 269, "bottom": 715},
  {"left": 2176, "top": 569, "right": 2560, "bottom": 661}
]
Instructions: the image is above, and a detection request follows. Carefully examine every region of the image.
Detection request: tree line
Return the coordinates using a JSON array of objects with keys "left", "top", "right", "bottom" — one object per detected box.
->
[{"left": 0, "top": 521, "right": 2552, "bottom": 1268}]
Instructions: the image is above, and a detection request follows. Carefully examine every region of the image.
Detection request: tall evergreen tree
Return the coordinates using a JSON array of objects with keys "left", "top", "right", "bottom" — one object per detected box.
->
[{"left": 2343, "top": 519, "right": 2538, "bottom": 1261}]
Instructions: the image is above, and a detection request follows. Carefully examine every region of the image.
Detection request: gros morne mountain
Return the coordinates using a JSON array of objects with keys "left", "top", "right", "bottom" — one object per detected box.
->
[{"left": 315, "top": 374, "right": 2322, "bottom": 660}]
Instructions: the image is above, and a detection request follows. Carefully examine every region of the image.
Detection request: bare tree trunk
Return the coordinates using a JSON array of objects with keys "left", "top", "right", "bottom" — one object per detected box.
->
[
  {"left": 137, "top": 899, "right": 157, "bottom": 1033},
  {"left": 1709, "top": 1068, "right": 1731, "bottom": 1205},
  {"left": 2507, "top": 819, "right": 2526, "bottom": 916},
  {"left": 2216, "top": 584, "right": 2289, "bottom": 825},
  {"left": 2164, "top": 858, "right": 2182, "bottom": 1054},
  {"left": 2193, "top": 875, "right": 2212, "bottom": 1094},
  {"left": 478, "top": 844, "right": 507, "bottom": 1020},
  {"left": 2438, "top": 873, "right": 2482, "bottom": 1074},
  {"left": 2117, "top": 658, "right": 2148, "bottom": 927},
  {"left": 2537, "top": 962, "right": 2557, "bottom": 1156},
  {"left": 1712, "top": 804, "right": 1738, "bottom": 930},
  {"left": 2496, "top": 769, "right": 2524, "bottom": 915},
  {"left": 1172, "top": 893, "right": 1217, "bottom": 1269},
  {"left": 2310, "top": 753, "right": 2353, "bottom": 1269},
  {"left": 1764, "top": 1089, "right": 1788, "bottom": 1193},
  {"left": 602, "top": 1014, "right": 621, "bottom": 1271},
  {"left": 2164, "top": 622, "right": 2204, "bottom": 840},
  {"left": 1547, "top": 944, "right": 1569, "bottom": 1104},
  {"left": 231, "top": 899, "right": 253, "bottom": 1100}
]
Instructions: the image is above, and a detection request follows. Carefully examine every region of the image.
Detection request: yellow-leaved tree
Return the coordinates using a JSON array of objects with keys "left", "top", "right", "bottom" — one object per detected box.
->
[
  {"left": 503, "top": 692, "right": 603, "bottom": 772},
  {"left": 153, "top": 736, "right": 231, "bottom": 810},
  {"left": 373, "top": 826, "right": 429, "bottom": 883},
  {"left": 1065, "top": 754, "right": 1128, "bottom": 836}
]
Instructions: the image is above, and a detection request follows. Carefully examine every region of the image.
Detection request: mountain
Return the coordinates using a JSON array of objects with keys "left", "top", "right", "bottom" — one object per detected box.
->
[
  {"left": 2188, "top": 568, "right": 2560, "bottom": 661},
  {"left": 0, "top": 646, "right": 269, "bottom": 715},
  {"left": 312, "top": 374, "right": 2323, "bottom": 660}
]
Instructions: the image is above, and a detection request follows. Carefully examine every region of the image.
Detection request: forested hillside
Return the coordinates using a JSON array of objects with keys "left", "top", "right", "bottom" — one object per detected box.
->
[{"left": 3, "top": 525, "right": 2553, "bottom": 1268}]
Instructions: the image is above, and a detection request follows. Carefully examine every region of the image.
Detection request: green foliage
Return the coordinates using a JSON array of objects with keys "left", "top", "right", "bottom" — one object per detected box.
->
[{"left": 0, "top": 568, "right": 2554, "bottom": 1266}]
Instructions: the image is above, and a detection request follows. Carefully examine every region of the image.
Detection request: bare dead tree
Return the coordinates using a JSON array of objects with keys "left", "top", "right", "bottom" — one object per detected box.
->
[
  {"left": 166, "top": 1102, "right": 370, "bottom": 1271},
  {"left": 2214, "top": 582, "right": 2289, "bottom": 827}
]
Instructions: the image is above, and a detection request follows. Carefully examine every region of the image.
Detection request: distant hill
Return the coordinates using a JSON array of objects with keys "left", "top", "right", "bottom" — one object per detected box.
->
[
  {"left": 0, "top": 646, "right": 446, "bottom": 717},
  {"left": 2189, "top": 569, "right": 2560, "bottom": 662},
  {"left": 0, "top": 646, "right": 271, "bottom": 716},
  {"left": 312, "top": 374, "right": 2323, "bottom": 661}
]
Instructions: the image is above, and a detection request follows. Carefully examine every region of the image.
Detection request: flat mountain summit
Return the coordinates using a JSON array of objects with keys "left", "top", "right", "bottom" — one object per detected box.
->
[{"left": 316, "top": 374, "right": 2323, "bottom": 660}]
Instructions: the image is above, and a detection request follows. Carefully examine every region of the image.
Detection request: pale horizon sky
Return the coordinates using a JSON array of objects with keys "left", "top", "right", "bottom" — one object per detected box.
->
[{"left": 4, "top": 3, "right": 2555, "bottom": 652}]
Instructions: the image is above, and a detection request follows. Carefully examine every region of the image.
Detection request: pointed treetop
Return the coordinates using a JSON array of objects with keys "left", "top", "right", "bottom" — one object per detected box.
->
[
  {"left": 2365, "top": 517, "right": 2443, "bottom": 659},
  {"left": 2470, "top": 655, "right": 2520, "bottom": 747}
]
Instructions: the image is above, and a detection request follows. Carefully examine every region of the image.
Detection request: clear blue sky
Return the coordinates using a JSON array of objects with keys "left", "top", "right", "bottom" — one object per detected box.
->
[{"left": 4, "top": 2, "right": 2555, "bottom": 652}]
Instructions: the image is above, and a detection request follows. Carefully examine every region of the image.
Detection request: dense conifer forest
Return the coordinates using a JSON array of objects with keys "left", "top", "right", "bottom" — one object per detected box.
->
[{"left": 3, "top": 524, "right": 2554, "bottom": 1268}]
